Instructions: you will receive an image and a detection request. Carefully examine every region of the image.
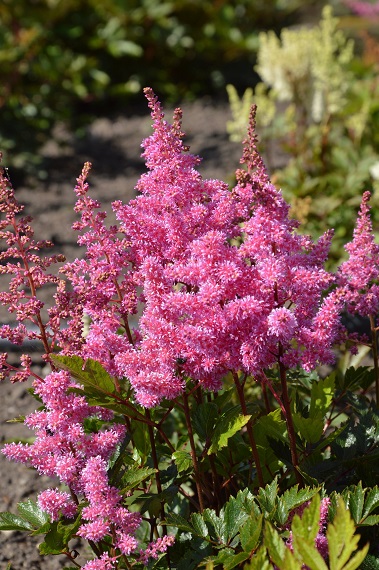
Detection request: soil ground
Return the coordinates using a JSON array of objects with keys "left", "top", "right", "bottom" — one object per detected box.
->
[{"left": 0, "top": 98, "right": 247, "bottom": 569}]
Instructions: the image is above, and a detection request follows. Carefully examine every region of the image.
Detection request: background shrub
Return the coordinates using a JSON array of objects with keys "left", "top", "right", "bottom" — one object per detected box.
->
[{"left": 0, "top": 0, "right": 309, "bottom": 175}]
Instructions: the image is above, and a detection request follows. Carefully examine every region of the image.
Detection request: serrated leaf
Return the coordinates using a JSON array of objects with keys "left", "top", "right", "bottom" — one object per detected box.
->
[
  {"left": 293, "top": 412, "right": 324, "bottom": 443},
  {"left": 327, "top": 497, "right": 368, "bottom": 570},
  {"left": 310, "top": 375, "right": 335, "bottom": 418},
  {"left": 346, "top": 482, "right": 364, "bottom": 524},
  {"left": 276, "top": 486, "right": 318, "bottom": 526},
  {"left": 120, "top": 466, "right": 157, "bottom": 492},
  {"left": 223, "top": 497, "right": 249, "bottom": 542},
  {"left": 362, "top": 486, "right": 379, "bottom": 519},
  {"left": 0, "top": 512, "right": 34, "bottom": 532},
  {"left": 203, "top": 509, "right": 225, "bottom": 542},
  {"left": 38, "top": 521, "right": 67, "bottom": 555},
  {"left": 281, "top": 548, "right": 303, "bottom": 570},
  {"left": 165, "top": 512, "right": 195, "bottom": 534},
  {"left": 191, "top": 513, "right": 209, "bottom": 538},
  {"left": 293, "top": 538, "right": 328, "bottom": 570},
  {"left": 234, "top": 488, "right": 257, "bottom": 515},
  {"left": 257, "top": 479, "right": 278, "bottom": 517},
  {"left": 172, "top": 450, "right": 193, "bottom": 473},
  {"left": 240, "top": 514, "right": 263, "bottom": 552},
  {"left": 209, "top": 412, "right": 251, "bottom": 454},
  {"left": 192, "top": 402, "right": 218, "bottom": 441},
  {"left": 291, "top": 495, "right": 320, "bottom": 543},
  {"left": 253, "top": 409, "right": 288, "bottom": 443},
  {"left": 290, "top": 497, "right": 329, "bottom": 570},
  {"left": 51, "top": 355, "right": 116, "bottom": 394},
  {"left": 17, "top": 499, "right": 49, "bottom": 528},
  {"left": 341, "top": 367, "right": 376, "bottom": 391},
  {"left": 341, "top": 545, "right": 370, "bottom": 570},
  {"left": 358, "top": 514, "right": 379, "bottom": 526},
  {"left": 264, "top": 522, "right": 286, "bottom": 568}
]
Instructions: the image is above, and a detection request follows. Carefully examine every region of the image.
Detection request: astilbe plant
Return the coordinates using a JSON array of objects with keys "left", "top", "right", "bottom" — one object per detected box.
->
[{"left": 0, "top": 89, "right": 378, "bottom": 569}]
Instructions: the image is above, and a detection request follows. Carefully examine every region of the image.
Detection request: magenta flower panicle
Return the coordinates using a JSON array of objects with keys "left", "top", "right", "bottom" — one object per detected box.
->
[
  {"left": 0, "top": 160, "right": 69, "bottom": 381},
  {"left": 111, "top": 94, "right": 341, "bottom": 406},
  {"left": 338, "top": 191, "right": 379, "bottom": 318}
]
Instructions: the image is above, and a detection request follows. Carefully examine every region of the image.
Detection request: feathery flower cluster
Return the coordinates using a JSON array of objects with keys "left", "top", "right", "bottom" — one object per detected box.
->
[
  {"left": 1, "top": 91, "right": 342, "bottom": 404},
  {"left": 61, "top": 162, "right": 136, "bottom": 369},
  {"left": 84, "top": 91, "right": 340, "bottom": 406},
  {"left": 0, "top": 89, "right": 346, "bottom": 407},
  {"left": 2, "top": 370, "right": 142, "bottom": 558},
  {"left": 38, "top": 90, "right": 344, "bottom": 407},
  {"left": 338, "top": 191, "right": 379, "bottom": 318},
  {"left": 138, "top": 535, "right": 176, "bottom": 566},
  {"left": 82, "top": 553, "right": 117, "bottom": 570},
  {"left": 0, "top": 164, "right": 67, "bottom": 379}
]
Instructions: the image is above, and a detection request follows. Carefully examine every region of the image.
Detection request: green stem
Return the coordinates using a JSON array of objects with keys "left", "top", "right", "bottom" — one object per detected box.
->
[
  {"left": 233, "top": 372, "right": 264, "bottom": 487},
  {"left": 369, "top": 315, "right": 379, "bottom": 407}
]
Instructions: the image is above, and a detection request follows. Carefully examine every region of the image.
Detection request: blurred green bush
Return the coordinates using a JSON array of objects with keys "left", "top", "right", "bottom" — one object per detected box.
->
[{"left": 0, "top": 0, "right": 308, "bottom": 175}]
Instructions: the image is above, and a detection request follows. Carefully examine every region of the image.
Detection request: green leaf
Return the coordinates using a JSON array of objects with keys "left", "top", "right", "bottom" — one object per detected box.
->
[
  {"left": 51, "top": 355, "right": 116, "bottom": 394},
  {"left": 57, "top": 516, "right": 82, "bottom": 545},
  {"left": 38, "top": 521, "right": 67, "bottom": 555},
  {"left": 253, "top": 409, "right": 288, "bottom": 443},
  {"left": 120, "top": 466, "right": 157, "bottom": 492},
  {"left": 327, "top": 497, "right": 369, "bottom": 570},
  {"left": 276, "top": 486, "right": 318, "bottom": 526},
  {"left": 141, "top": 496, "right": 162, "bottom": 518},
  {"left": 240, "top": 514, "right": 263, "bottom": 552},
  {"left": 257, "top": 479, "right": 278, "bottom": 518},
  {"left": 359, "top": 514, "right": 379, "bottom": 526},
  {"left": 245, "top": 545, "right": 273, "bottom": 570},
  {"left": 203, "top": 508, "right": 224, "bottom": 541},
  {"left": 362, "top": 486, "right": 379, "bottom": 520},
  {"left": 192, "top": 402, "right": 218, "bottom": 441},
  {"left": 264, "top": 521, "right": 287, "bottom": 568},
  {"left": 340, "top": 367, "right": 376, "bottom": 392},
  {"left": 191, "top": 513, "right": 209, "bottom": 538},
  {"left": 293, "top": 539, "right": 328, "bottom": 570},
  {"left": 165, "top": 513, "right": 196, "bottom": 535},
  {"left": 234, "top": 488, "right": 258, "bottom": 517},
  {"left": 108, "top": 39, "right": 143, "bottom": 57},
  {"left": 291, "top": 495, "right": 320, "bottom": 544},
  {"left": 345, "top": 482, "right": 364, "bottom": 524},
  {"left": 17, "top": 499, "right": 49, "bottom": 528},
  {"left": 223, "top": 497, "right": 250, "bottom": 543},
  {"left": 131, "top": 421, "right": 151, "bottom": 460},
  {"left": 209, "top": 411, "right": 251, "bottom": 454},
  {"left": 281, "top": 548, "right": 303, "bottom": 570},
  {"left": 172, "top": 450, "right": 193, "bottom": 473},
  {"left": 0, "top": 512, "right": 34, "bottom": 532},
  {"left": 310, "top": 374, "right": 335, "bottom": 418},
  {"left": 292, "top": 412, "right": 324, "bottom": 443}
]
